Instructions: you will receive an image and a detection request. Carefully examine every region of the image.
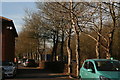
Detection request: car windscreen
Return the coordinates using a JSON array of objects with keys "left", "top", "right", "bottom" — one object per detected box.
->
[
  {"left": 95, "top": 60, "right": 120, "bottom": 71},
  {"left": 2, "top": 62, "right": 13, "bottom": 66}
]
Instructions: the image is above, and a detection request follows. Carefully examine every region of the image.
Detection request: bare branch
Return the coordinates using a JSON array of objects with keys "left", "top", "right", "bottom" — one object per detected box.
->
[{"left": 82, "top": 32, "right": 109, "bottom": 52}]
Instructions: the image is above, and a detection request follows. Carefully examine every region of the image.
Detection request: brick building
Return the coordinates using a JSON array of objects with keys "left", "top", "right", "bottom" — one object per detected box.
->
[{"left": 0, "top": 16, "right": 18, "bottom": 62}]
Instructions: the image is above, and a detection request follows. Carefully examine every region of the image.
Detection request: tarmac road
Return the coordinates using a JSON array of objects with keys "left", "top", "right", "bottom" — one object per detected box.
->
[{"left": 5, "top": 64, "right": 78, "bottom": 80}]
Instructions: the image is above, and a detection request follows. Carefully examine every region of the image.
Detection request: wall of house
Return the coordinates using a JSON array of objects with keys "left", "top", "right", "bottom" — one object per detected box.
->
[
  {"left": 2, "top": 22, "right": 15, "bottom": 62},
  {"left": 0, "top": 32, "right": 2, "bottom": 61}
]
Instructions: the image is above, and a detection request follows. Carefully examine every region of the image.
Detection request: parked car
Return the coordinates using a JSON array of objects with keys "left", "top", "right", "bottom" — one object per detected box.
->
[
  {"left": 18, "top": 59, "right": 22, "bottom": 64},
  {"left": 2, "top": 67, "right": 5, "bottom": 80},
  {"left": 23, "top": 59, "right": 37, "bottom": 67},
  {"left": 21, "top": 58, "right": 27, "bottom": 66},
  {"left": 80, "top": 59, "right": 120, "bottom": 80},
  {"left": 2, "top": 61, "right": 17, "bottom": 77},
  {"left": 0, "top": 66, "right": 5, "bottom": 80}
]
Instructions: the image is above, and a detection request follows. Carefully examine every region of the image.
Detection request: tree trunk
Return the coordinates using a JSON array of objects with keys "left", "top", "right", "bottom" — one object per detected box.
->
[
  {"left": 60, "top": 28, "right": 64, "bottom": 61},
  {"left": 30, "top": 52, "right": 32, "bottom": 59},
  {"left": 66, "top": 28, "right": 72, "bottom": 77},
  {"left": 51, "top": 33, "right": 56, "bottom": 61},
  {"left": 107, "top": 3, "right": 116, "bottom": 58},
  {"left": 42, "top": 38, "right": 46, "bottom": 61},
  {"left": 96, "top": 35, "right": 101, "bottom": 59},
  {"left": 54, "top": 31, "right": 59, "bottom": 61},
  {"left": 27, "top": 53, "right": 29, "bottom": 59},
  {"left": 96, "top": 3, "right": 102, "bottom": 59},
  {"left": 75, "top": 32, "right": 80, "bottom": 77},
  {"left": 107, "top": 28, "right": 115, "bottom": 59},
  {"left": 109, "top": 26, "right": 115, "bottom": 58},
  {"left": 39, "top": 53, "right": 42, "bottom": 61},
  {"left": 70, "top": 0, "right": 80, "bottom": 77},
  {"left": 71, "top": 17, "right": 80, "bottom": 78},
  {"left": 51, "top": 31, "right": 59, "bottom": 61},
  {"left": 43, "top": 38, "right": 46, "bottom": 54},
  {"left": 37, "top": 46, "right": 42, "bottom": 61}
]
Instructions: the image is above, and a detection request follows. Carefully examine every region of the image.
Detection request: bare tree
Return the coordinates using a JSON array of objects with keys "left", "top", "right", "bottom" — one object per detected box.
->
[{"left": 78, "top": 2, "right": 120, "bottom": 59}]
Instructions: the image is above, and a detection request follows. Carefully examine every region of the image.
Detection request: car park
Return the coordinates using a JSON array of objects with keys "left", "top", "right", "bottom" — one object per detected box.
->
[
  {"left": 80, "top": 59, "right": 120, "bottom": 80},
  {"left": 2, "top": 61, "right": 17, "bottom": 78}
]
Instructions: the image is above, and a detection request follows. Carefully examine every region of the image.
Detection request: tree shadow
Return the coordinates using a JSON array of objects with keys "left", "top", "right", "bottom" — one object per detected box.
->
[{"left": 12, "top": 68, "right": 69, "bottom": 79}]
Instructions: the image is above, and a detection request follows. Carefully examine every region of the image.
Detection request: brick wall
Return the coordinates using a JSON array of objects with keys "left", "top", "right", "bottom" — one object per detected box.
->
[{"left": 2, "top": 20, "right": 16, "bottom": 62}]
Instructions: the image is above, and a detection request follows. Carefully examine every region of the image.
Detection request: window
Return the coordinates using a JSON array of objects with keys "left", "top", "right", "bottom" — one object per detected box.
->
[
  {"left": 83, "top": 61, "right": 95, "bottom": 73},
  {"left": 84, "top": 62, "right": 89, "bottom": 69},
  {"left": 95, "top": 61, "right": 120, "bottom": 71},
  {"left": 89, "top": 62, "right": 95, "bottom": 73}
]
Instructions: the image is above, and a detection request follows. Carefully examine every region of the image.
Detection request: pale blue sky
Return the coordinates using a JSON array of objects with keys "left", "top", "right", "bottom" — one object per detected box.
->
[{"left": 1, "top": 2, "right": 37, "bottom": 33}]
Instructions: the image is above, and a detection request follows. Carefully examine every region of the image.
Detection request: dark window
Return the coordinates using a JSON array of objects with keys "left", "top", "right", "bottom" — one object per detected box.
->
[
  {"left": 84, "top": 62, "right": 89, "bottom": 69},
  {"left": 95, "top": 61, "right": 120, "bottom": 71},
  {"left": 89, "top": 62, "right": 95, "bottom": 73}
]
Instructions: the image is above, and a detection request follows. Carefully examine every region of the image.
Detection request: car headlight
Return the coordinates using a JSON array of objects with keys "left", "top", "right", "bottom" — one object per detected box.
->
[{"left": 100, "top": 76, "right": 111, "bottom": 80}]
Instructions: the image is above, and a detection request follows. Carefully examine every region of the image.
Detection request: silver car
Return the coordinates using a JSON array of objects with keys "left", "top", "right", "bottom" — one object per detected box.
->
[
  {"left": 0, "top": 66, "right": 5, "bottom": 80},
  {"left": 2, "top": 61, "right": 17, "bottom": 77}
]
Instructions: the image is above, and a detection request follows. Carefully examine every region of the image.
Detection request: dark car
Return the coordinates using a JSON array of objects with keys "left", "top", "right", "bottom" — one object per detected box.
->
[
  {"left": 22, "top": 58, "right": 27, "bottom": 66},
  {"left": 24, "top": 59, "right": 37, "bottom": 67}
]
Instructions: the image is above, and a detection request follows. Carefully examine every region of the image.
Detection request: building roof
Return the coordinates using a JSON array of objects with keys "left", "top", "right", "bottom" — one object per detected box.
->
[
  {"left": 0, "top": 16, "right": 18, "bottom": 37},
  {"left": 0, "top": 16, "right": 12, "bottom": 22}
]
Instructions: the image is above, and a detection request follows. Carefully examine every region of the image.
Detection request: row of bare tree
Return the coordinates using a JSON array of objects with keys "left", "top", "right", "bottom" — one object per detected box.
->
[{"left": 16, "top": 2, "right": 120, "bottom": 77}]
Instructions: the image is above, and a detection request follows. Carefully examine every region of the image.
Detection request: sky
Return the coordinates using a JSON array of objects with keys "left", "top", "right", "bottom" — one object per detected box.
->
[{"left": 1, "top": 2, "right": 37, "bottom": 33}]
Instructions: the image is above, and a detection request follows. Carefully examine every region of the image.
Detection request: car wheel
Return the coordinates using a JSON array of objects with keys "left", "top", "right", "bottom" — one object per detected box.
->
[
  {"left": 12, "top": 70, "right": 16, "bottom": 78},
  {"left": 79, "top": 75, "right": 83, "bottom": 80}
]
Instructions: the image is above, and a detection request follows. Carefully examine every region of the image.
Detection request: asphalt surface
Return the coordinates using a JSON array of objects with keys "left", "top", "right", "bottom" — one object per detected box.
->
[{"left": 5, "top": 64, "right": 78, "bottom": 80}]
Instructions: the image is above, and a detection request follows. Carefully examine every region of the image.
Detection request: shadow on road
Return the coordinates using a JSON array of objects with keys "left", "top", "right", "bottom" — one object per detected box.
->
[{"left": 13, "top": 68, "right": 69, "bottom": 79}]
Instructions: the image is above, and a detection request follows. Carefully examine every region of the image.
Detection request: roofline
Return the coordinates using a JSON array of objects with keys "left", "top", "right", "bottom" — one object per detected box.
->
[
  {"left": 1, "top": 16, "right": 18, "bottom": 37},
  {"left": 0, "top": 16, "right": 12, "bottom": 21}
]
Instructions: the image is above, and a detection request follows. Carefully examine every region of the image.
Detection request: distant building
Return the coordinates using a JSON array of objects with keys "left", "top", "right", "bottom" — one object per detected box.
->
[{"left": 0, "top": 16, "right": 18, "bottom": 62}]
